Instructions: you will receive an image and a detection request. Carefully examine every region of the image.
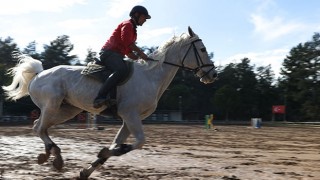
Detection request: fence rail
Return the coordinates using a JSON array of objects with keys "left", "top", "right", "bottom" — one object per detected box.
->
[{"left": 1, "top": 115, "right": 319, "bottom": 127}]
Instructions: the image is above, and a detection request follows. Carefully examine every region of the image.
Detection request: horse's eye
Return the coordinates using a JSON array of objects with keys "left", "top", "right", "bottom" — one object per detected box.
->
[{"left": 201, "top": 48, "right": 206, "bottom": 52}]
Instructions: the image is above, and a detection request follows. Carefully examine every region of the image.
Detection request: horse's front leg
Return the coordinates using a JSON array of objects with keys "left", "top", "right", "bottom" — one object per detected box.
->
[
  {"left": 108, "top": 114, "right": 145, "bottom": 155},
  {"left": 121, "top": 114, "right": 145, "bottom": 150},
  {"left": 99, "top": 118, "right": 145, "bottom": 157},
  {"left": 80, "top": 115, "right": 145, "bottom": 178},
  {"left": 109, "top": 121, "right": 131, "bottom": 150}
]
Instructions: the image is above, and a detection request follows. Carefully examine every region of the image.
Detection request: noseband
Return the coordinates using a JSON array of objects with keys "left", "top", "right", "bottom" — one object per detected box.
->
[{"left": 149, "top": 39, "right": 216, "bottom": 78}]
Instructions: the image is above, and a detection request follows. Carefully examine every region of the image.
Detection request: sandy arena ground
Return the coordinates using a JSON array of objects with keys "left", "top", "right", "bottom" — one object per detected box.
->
[{"left": 0, "top": 124, "right": 319, "bottom": 180}]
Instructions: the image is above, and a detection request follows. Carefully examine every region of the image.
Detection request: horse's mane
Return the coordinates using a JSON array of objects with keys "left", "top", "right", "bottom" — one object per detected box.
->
[{"left": 144, "top": 33, "right": 199, "bottom": 69}]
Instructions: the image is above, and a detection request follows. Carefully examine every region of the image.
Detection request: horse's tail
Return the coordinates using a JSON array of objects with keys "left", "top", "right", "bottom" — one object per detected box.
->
[{"left": 2, "top": 55, "right": 43, "bottom": 101}]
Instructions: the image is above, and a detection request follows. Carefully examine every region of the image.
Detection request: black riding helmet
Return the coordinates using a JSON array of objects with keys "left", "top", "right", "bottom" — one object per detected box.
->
[{"left": 129, "top": 5, "right": 151, "bottom": 19}]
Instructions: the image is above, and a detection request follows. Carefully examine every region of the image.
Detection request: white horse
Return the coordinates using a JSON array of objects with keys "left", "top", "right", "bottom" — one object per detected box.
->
[{"left": 2, "top": 27, "right": 217, "bottom": 178}]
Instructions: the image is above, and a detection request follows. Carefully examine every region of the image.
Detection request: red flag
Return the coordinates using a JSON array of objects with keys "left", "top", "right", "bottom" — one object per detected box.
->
[{"left": 272, "top": 105, "right": 285, "bottom": 114}]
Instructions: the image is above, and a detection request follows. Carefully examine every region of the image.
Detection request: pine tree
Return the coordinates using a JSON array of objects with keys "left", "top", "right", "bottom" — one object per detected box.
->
[
  {"left": 23, "top": 41, "right": 41, "bottom": 59},
  {"left": 84, "top": 48, "right": 98, "bottom": 65},
  {"left": 280, "top": 33, "right": 320, "bottom": 120},
  {"left": 41, "top": 35, "right": 78, "bottom": 69}
]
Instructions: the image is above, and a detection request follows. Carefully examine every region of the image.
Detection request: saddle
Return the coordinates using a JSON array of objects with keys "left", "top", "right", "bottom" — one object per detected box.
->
[{"left": 81, "top": 61, "right": 133, "bottom": 117}]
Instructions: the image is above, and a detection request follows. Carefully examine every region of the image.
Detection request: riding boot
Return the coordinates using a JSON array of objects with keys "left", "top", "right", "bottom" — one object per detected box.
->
[{"left": 93, "top": 73, "right": 120, "bottom": 108}]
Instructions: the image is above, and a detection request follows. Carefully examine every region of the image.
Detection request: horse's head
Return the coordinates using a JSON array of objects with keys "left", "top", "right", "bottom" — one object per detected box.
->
[{"left": 179, "top": 27, "right": 218, "bottom": 84}]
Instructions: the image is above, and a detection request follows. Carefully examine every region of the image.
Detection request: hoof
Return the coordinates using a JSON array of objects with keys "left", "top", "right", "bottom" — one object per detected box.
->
[
  {"left": 79, "top": 169, "right": 90, "bottom": 179},
  {"left": 53, "top": 154, "right": 64, "bottom": 170},
  {"left": 37, "top": 153, "right": 49, "bottom": 164}
]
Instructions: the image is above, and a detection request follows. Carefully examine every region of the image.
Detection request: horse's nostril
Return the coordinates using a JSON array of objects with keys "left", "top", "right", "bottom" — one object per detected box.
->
[{"left": 213, "top": 73, "right": 218, "bottom": 78}]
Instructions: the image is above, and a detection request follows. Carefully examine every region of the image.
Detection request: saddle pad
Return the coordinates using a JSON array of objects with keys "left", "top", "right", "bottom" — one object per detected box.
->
[
  {"left": 81, "top": 61, "right": 134, "bottom": 83},
  {"left": 81, "top": 62, "right": 109, "bottom": 82},
  {"left": 81, "top": 62, "right": 105, "bottom": 74}
]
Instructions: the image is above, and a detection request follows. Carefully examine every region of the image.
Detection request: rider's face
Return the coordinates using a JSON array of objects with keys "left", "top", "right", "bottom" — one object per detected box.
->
[{"left": 138, "top": 14, "right": 147, "bottom": 26}]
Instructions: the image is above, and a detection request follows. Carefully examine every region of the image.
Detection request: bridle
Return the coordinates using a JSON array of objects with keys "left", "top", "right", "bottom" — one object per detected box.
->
[{"left": 148, "top": 38, "right": 216, "bottom": 78}]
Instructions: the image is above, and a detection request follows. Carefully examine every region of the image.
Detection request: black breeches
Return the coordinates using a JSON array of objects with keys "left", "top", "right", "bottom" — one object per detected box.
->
[{"left": 96, "top": 50, "right": 128, "bottom": 98}]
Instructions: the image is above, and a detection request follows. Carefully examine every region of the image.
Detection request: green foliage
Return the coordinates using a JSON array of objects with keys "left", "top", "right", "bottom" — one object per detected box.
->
[
  {"left": 0, "top": 37, "right": 20, "bottom": 66},
  {"left": 23, "top": 41, "right": 41, "bottom": 59},
  {"left": 210, "top": 58, "right": 264, "bottom": 120},
  {"left": 212, "top": 85, "right": 239, "bottom": 120},
  {"left": 0, "top": 37, "right": 20, "bottom": 98},
  {"left": 256, "top": 65, "right": 279, "bottom": 119},
  {"left": 280, "top": 33, "right": 320, "bottom": 120},
  {"left": 41, "top": 35, "right": 78, "bottom": 69},
  {"left": 84, "top": 48, "right": 98, "bottom": 65},
  {"left": 0, "top": 37, "right": 38, "bottom": 115}
]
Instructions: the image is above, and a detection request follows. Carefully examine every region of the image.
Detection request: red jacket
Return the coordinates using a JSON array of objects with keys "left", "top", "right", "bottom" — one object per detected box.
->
[{"left": 102, "top": 19, "right": 137, "bottom": 56}]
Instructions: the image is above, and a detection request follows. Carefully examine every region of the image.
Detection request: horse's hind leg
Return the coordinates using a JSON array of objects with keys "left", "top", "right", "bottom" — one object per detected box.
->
[
  {"left": 34, "top": 104, "right": 82, "bottom": 170},
  {"left": 35, "top": 120, "right": 59, "bottom": 168}
]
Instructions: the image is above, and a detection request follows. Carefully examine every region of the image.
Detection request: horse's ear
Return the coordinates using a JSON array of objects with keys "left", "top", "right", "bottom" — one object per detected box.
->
[{"left": 188, "top": 26, "right": 195, "bottom": 37}]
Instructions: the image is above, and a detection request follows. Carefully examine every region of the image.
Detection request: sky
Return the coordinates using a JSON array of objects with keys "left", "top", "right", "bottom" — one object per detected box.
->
[{"left": 1, "top": 0, "right": 320, "bottom": 77}]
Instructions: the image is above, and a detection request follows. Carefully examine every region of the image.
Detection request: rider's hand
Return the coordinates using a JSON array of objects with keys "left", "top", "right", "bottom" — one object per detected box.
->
[
  {"left": 139, "top": 52, "right": 148, "bottom": 60},
  {"left": 127, "top": 52, "right": 139, "bottom": 60}
]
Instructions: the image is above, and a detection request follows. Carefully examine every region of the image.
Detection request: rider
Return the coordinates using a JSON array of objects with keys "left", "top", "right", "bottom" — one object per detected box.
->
[{"left": 93, "top": 5, "right": 151, "bottom": 108}]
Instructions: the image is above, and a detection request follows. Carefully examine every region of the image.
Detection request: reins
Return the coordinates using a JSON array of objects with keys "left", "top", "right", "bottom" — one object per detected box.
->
[{"left": 147, "top": 58, "right": 196, "bottom": 72}]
